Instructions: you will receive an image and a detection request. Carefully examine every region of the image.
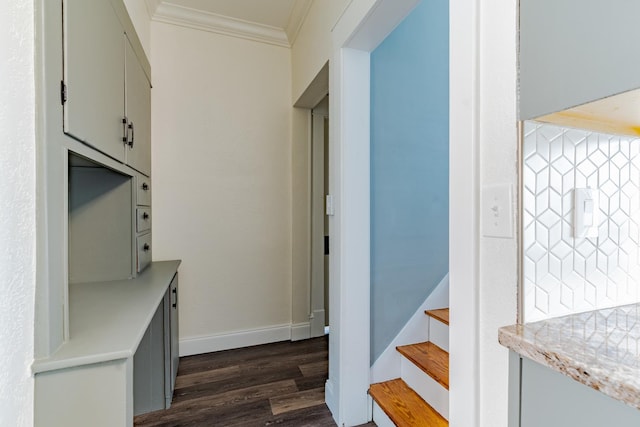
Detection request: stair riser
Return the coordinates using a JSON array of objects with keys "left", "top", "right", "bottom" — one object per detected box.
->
[
  {"left": 401, "top": 357, "right": 449, "bottom": 420},
  {"left": 372, "top": 400, "right": 396, "bottom": 427},
  {"left": 429, "top": 317, "right": 449, "bottom": 352}
]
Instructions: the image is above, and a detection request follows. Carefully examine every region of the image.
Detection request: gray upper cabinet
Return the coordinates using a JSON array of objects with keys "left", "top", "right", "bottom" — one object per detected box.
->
[
  {"left": 125, "top": 39, "right": 152, "bottom": 176},
  {"left": 63, "top": 0, "right": 151, "bottom": 176},
  {"left": 63, "top": 0, "right": 125, "bottom": 162},
  {"left": 519, "top": 0, "right": 640, "bottom": 120}
]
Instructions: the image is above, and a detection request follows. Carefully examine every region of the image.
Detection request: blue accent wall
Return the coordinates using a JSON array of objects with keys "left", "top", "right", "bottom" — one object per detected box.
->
[{"left": 370, "top": 0, "right": 449, "bottom": 362}]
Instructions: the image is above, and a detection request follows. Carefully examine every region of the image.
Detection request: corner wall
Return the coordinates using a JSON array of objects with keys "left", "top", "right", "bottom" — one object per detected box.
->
[
  {"left": 290, "top": 0, "right": 349, "bottom": 328},
  {"left": 150, "top": 22, "right": 293, "bottom": 353},
  {"left": 0, "top": 1, "right": 36, "bottom": 425}
]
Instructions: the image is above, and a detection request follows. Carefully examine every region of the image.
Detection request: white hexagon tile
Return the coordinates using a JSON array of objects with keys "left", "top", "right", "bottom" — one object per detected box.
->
[{"left": 524, "top": 121, "right": 640, "bottom": 322}]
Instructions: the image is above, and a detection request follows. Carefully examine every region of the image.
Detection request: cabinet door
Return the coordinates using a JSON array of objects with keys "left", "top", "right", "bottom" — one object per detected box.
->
[
  {"left": 125, "top": 38, "right": 151, "bottom": 176},
  {"left": 170, "top": 275, "right": 179, "bottom": 391},
  {"left": 519, "top": 0, "right": 640, "bottom": 120},
  {"left": 133, "top": 301, "right": 166, "bottom": 416},
  {"left": 63, "top": 0, "right": 126, "bottom": 161}
]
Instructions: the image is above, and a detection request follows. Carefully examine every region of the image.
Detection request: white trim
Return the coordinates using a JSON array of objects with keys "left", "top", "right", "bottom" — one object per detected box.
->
[
  {"left": 309, "top": 309, "right": 326, "bottom": 338},
  {"left": 326, "top": 1, "right": 423, "bottom": 424},
  {"left": 144, "top": 0, "right": 162, "bottom": 18},
  {"left": 449, "top": 0, "right": 480, "bottom": 424},
  {"left": 370, "top": 275, "right": 449, "bottom": 384},
  {"left": 152, "top": 3, "right": 290, "bottom": 47},
  {"left": 291, "top": 322, "right": 311, "bottom": 341},
  {"left": 325, "top": 378, "right": 337, "bottom": 415},
  {"left": 179, "top": 324, "right": 291, "bottom": 356}
]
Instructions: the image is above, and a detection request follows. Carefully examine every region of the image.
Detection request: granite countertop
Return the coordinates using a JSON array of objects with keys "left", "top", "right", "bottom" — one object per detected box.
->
[{"left": 499, "top": 304, "right": 640, "bottom": 409}]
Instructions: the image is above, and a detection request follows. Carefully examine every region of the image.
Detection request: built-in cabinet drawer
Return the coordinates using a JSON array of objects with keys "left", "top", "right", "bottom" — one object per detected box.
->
[
  {"left": 137, "top": 233, "right": 152, "bottom": 273},
  {"left": 137, "top": 175, "right": 151, "bottom": 206},
  {"left": 136, "top": 207, "right": 151, "bottom": 233}
]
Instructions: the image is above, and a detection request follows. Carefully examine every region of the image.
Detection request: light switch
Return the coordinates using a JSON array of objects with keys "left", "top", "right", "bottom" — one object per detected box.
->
[
  {"left": 574, "top": 188, "right": 599, "bottom": 238},
  {"left": 482, "top": 184, "right": 513, "bottom": 238}
]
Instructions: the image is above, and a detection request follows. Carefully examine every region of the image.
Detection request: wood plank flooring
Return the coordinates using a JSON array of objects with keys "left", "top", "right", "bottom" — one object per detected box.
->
[{"left": 134, "top": 336, "right": 376, "bottom": 427}]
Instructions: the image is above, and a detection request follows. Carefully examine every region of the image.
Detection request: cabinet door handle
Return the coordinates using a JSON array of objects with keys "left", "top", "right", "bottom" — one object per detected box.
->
[
  {"left": 172, "top": 288, "right": 178, "bottom": 308},
  {"left": 142, "top": 212, "right": 149, "bottom": 220},
  {"left": 127, "top": 121, "right": 135, "bottom": 148},
  {"left": 143, "top": 243, "right": 150, "bottom": 251},
  {"left": 122, "top": 117, "right": 129, "bottom": 143},
  {"left": 142, "top": 182, "right": 149, "bottom": 191}
]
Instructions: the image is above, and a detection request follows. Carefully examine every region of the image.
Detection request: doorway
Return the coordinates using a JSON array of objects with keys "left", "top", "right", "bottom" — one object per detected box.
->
[{"left": 310, "top": 96, "right": 329, "bottom": 338}]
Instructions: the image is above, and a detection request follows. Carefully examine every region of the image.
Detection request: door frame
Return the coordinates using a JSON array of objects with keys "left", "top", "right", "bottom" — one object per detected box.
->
[
  {"left": 310, "top": 97, "right": 328, "bottom": 338},
  {"left": 326, "top": 0, "right": 480, "bottom": 425}
]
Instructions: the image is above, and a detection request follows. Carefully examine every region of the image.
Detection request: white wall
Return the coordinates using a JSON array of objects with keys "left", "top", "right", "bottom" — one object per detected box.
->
[
  {"left": 291, "top": 0, "right": 350, "bottom": 102},
  {"left": 123, "top": 0, "right": 152, "bottom": 60},
  {"left": 0, "top": 1, "right": 36, "bottom": 426},
  {"left": 151, "top": 22, "right": 293, "bottom": 353}
]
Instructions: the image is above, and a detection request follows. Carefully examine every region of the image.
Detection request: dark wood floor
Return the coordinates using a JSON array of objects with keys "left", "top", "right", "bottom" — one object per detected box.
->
[{"left": 134, "top": 336, "right": 376, "bottom": 427}]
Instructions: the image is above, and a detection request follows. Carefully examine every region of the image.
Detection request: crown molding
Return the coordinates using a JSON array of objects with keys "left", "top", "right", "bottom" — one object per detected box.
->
[
  {"left": 145, "top": 0, "right": 162, "bottom": 17},
  {"left": 152, "top": 2, "right": 290, "bottom": 47},
  {"left": 285, "top": 0, "right": 313, "bottom": 46}
]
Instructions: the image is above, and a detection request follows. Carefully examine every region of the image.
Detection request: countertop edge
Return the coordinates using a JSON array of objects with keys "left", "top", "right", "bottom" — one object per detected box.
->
[
  {"left": 32, "top": 260, "right": 181, "bottom": 374},
  {"left": 499, "top": 323, "right": 640, "bottom": 410}
]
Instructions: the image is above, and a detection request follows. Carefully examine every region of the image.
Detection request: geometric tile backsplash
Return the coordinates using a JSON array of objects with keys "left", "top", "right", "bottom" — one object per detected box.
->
[{"left": 523, "top": 121, "right": 640, "bottom": 322}]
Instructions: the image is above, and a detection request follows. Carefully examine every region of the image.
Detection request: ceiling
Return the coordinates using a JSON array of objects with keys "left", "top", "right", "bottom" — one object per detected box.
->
[{"left": 146, "top": 0, "right": 313, "bottom": 46}]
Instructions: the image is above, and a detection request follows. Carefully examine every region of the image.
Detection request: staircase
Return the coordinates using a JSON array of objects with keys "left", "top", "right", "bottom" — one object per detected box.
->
[{"left": 369, "top": 308, "right": 449, "bottom": 426}]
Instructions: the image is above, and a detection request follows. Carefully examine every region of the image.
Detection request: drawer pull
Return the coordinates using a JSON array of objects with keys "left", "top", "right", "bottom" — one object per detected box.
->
[
  {"left": 142, "top": 212, "right": 149, "bottom": 220},
  {"left": 142, "top": 182, "right": 149, "bottom": 191},
  {"left": 127, "top": 121, "right": 135, "bottom": 148},
  {"left": 143, "top": 243, "right": 150, "bottom": 252}
]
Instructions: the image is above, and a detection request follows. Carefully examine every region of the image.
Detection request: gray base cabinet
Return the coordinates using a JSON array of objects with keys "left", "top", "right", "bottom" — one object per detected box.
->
[
  {"left": 509, "top": 353, "right": 640, "bottom": 427},
  {"left": 134, "top": 273, "right": 179, "bottom": 415},
  {"left": 165, "top": 274, "right": 179, "bottom": 408}
]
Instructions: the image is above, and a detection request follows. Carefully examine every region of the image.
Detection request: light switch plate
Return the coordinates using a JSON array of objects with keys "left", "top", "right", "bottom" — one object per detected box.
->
[{"left": 482, "top": 184, "right": 514, "bottom": 238}]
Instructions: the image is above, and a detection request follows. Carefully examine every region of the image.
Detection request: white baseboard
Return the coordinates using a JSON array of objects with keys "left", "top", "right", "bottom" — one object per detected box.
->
[
  {"left": 291, "top": 322, "right": 311, "bottom": 341},
  {"left": 179, "top": 323, "right": 292, "bottom": 356},
  {"left": 370, "top": 274, "right": 449, "bottom": 383},
  {"left": 325, "top": 379, "right": 338, "bottom": 422},
  {"left": 310, "top": 309, "right": 326, "bottom": 337}
]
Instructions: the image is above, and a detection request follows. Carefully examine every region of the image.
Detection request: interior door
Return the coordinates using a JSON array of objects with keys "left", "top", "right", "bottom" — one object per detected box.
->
[
  {"left": 310, "top": 97, "right": 329, "bottom": 338},
  {"left": 63, "top": 0, "right": 125, "bottom": 161}
]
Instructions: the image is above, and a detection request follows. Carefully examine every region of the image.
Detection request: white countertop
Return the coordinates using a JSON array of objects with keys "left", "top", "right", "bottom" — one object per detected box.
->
[
  {"left": 499, "top": 303, "right": 640, "bottom": 409},
  {"left": 33, "top": 260, "right": 181, "bottom": 374}
]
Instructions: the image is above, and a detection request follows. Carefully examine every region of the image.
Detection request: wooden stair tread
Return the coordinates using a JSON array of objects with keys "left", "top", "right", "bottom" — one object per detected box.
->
[
  {"left": 396, "top": 342, "right": 449, "bottom": 390},
  {"left": 425, "top": 308, "right": 449, "bottom": 325},
  {"left": 369, "top": 379, "right": 448, "bottom": 427}
]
